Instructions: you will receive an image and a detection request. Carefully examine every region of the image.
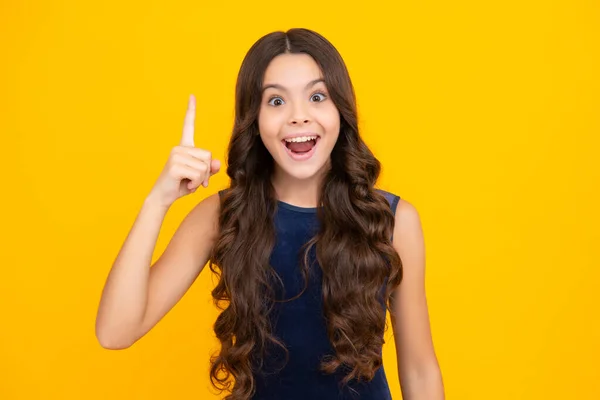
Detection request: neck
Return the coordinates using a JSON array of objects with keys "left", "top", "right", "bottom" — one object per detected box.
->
[{"left": 271, "top": 162, "right": 330, "bottom": 208}]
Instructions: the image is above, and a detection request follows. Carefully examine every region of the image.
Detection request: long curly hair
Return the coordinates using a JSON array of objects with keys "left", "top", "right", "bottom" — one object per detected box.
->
[{"left": 208, "top": 28, "right": 403, "bottom": 399}]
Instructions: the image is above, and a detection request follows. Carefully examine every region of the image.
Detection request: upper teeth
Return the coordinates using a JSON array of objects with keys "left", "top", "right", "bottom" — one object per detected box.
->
[{"left": 284, "top": 135, "right": 318, "bottom": 143}]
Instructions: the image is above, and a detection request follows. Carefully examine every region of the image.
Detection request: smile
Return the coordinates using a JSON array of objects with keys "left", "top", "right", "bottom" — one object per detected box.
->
[{"left": 281, "top": 136, "right": 321, "bottom": 161}]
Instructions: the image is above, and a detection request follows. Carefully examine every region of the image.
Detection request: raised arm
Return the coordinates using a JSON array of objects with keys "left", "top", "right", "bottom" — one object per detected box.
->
[{"left": 95, "top": 95, "right": 222, "bottom": 349}]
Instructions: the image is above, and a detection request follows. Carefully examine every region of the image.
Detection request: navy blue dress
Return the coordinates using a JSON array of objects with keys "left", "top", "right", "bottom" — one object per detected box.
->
[{"left": 218, "top": 189, "right": 400, "bottom": 399}]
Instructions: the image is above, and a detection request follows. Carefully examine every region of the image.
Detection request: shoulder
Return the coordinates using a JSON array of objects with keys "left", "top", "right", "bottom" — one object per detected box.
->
[
  {"left": 184, "top": 191, "right": 221, "bottom": 235},
  {"left": 375, "top": 188, "right": 401, "bottom": 215},
  {"left": 374, "top": 188, "right": 419, "bottom": 227},
  {"left": 394, "top": 198, "right": 421, "bottom": 228},
  {"left": 392, "top": 198, "right": 424, "bottom": 251},
  {"left": 194, "top": 191, "right": 221, "bottom": 213},
  {"left": 375, "top": 189, "right": 422, "bottom": 245}
]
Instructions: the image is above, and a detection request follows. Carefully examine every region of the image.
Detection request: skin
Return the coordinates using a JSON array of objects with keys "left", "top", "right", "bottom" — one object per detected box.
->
[
  {"left": 258, "top": 53, "right": 340, "bottom": 208},
  {"left": 391, "top": 202, "right": 445, "bottom": 399}
]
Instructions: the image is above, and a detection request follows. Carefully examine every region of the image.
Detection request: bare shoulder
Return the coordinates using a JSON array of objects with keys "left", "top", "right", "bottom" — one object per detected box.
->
[
  {"left": 165, "top": 191, "right": 222, "bottom": 255},
  {"left": 393, "top": 198, "right": 423, "bottom": 240},
  {"left": 391, "top": 197, "right": 426, "bottom": 287},
  {"left": 183, "top": 191, "right": 221, "bottom": 234}
]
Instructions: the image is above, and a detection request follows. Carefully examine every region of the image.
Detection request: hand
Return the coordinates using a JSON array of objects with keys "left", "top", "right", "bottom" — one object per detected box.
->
[{"left": 147, "top": 94, "right": 221, "bottom": 208}]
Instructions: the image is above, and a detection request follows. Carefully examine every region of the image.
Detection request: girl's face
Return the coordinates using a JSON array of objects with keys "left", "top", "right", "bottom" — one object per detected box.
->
[{"left": 258, "top": 53, "right": 340, "bottom": 182}]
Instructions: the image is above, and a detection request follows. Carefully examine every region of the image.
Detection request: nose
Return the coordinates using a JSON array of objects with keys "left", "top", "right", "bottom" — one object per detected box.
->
[
  {"left": 290, "top": 117, "right": 310, "bottom": 125},
  {"left": 288, "top": 102, "right": 311, "bottom": 125}
]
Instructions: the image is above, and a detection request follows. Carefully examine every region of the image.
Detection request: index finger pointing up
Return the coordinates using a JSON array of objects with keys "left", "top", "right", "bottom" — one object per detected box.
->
[{"left": 180, "top": 94, "right": 196, "bottom": 147}]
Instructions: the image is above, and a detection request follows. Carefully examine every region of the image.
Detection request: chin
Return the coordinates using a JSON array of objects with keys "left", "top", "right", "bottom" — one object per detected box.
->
[{"left": 276, "top": 161, "right": 328, "bottom": 181}]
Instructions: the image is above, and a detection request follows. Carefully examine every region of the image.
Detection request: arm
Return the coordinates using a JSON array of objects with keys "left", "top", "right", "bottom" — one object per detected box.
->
[
  {"left": 95, "top": 192, "right": 220, "bottom": 349},
  {"left": 389, "top": 199, "right": 445, "bottom": 399}
]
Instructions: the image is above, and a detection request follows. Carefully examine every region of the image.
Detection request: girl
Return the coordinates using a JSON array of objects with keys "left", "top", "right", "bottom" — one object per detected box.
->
[{"left": 96, "top": 28, "right": 444, "bottom": 400}]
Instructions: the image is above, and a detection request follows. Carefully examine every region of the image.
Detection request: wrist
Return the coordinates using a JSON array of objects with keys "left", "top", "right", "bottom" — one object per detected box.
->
[{"left": 143, "top": 192, "right": 172, "bottom": 213}]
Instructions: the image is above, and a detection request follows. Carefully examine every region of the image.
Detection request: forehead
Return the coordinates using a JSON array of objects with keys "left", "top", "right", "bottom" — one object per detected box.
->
[{"left": 263, "top": 53, "right": 323, "bottom": 86}]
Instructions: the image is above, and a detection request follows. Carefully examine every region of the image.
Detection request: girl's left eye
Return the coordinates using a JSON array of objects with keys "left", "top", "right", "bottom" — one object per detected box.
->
[{"left": 310, "top": 93, "right": 327, "bottom": 102}]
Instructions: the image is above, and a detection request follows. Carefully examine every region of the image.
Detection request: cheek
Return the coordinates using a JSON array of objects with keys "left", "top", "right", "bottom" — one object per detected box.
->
[
  {"left": 258, "top": 108, "right": 284, "bottom": 137},
  {"left": 319, "top": 106, "right": 341, "bottom": 135}
]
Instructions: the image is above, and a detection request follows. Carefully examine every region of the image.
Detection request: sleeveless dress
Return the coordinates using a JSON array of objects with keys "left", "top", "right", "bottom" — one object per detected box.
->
[{"left": 218, "top": 189, "right": 400, "bottom": 400}]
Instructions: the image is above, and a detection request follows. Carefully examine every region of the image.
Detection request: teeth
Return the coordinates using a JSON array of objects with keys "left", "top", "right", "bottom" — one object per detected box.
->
[{"left": 284, "top": 135, "right": 318, "bottom": 143}]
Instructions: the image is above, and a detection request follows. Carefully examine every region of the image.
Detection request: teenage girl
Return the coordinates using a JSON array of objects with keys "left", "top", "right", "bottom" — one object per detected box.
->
[{"left": 96, "top": 28, "right": 444, "bottom": 400}]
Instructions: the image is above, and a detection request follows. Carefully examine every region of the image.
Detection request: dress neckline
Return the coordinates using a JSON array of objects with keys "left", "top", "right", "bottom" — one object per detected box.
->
[{"left": 277, "top": 200, "right": 318, "bottom": 213}]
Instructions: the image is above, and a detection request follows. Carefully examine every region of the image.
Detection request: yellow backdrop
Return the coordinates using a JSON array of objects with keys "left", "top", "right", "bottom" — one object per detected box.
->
[{"left": 1, "top": 1, "right": 598, "bottom": 399}]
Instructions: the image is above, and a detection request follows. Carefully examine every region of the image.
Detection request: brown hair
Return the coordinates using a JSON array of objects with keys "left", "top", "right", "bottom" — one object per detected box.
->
[{"left": 208, "top": 28, "right": 403, "bottom": 399}]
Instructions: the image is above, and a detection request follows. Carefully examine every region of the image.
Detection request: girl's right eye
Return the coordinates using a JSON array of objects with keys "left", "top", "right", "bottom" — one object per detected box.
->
[{"left": 267, "top": 96, "right": 285, "bottom": 106}]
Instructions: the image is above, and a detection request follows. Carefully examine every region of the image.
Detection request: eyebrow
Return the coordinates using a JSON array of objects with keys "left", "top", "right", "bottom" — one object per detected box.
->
[{"left": 261, "top": 78, "right": 325, "bottom": 93}]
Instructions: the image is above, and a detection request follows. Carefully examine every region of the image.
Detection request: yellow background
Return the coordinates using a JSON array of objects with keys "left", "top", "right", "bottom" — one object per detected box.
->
[{"left": 1, "top": 0, "right": 598, "bottom": 399}]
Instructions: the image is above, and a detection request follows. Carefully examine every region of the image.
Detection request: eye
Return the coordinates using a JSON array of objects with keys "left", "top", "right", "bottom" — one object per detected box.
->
[
  {"left": 310, "top": 92, "right": 327, "bottom": 102},
  {"left": 267, "top": 96, "right": 285, "bottom": 106}
]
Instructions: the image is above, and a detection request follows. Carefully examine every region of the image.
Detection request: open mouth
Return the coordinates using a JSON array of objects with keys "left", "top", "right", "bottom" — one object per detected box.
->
[
  {"left": 283, "top": 137, "right": 318, "bottom": 154},
  {"left": 281, "top": 136, "right": 321, "bottom": 161}
]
